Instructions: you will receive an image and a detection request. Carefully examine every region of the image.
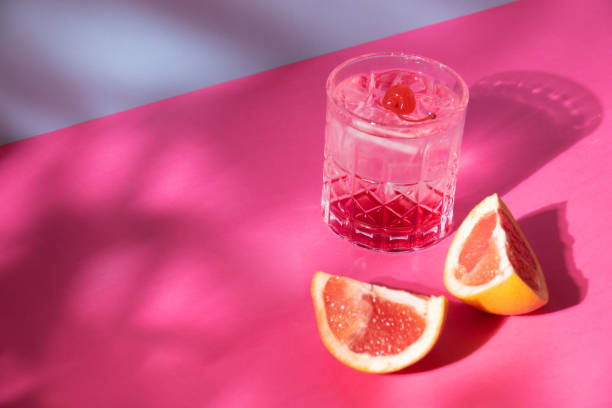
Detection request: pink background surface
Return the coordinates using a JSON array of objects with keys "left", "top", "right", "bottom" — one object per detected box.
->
[{"left": 1, "top": 0, "right": 611, "bottom": 406}]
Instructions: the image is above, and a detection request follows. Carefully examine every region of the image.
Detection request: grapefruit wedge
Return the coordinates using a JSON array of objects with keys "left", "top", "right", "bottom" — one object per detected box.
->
[
  {"left": 311, "top": 271, "right": 447, "bottom": 373},
  {"left": 444, "top": 194, "right": 549, "bottom": 315}
]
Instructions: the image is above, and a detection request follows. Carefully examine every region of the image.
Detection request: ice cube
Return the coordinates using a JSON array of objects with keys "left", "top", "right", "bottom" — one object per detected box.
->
[{"left": 335, "top": 69, "right": 459, "bottom": 125}]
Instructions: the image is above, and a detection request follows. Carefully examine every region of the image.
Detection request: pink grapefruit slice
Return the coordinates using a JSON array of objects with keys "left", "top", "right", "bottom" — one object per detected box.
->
[
  {"left": 444, "top": 194, "right": 549, "bottom": 315},
  {"left": 311, "top": 271, "right": 447, "bottom": 373}
]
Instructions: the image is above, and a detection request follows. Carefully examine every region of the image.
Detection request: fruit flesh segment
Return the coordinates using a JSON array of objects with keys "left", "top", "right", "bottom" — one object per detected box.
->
[
  {"left": 499, "top": 211, "right": 540, "bottom": 291},
  {"left": 455, "top": 210, "right": 540, "bottom": 290},
  {"left": 323, "top": 277, "right": 426, "bottom": 356},
  {"left": 456, "top": 212, "right": 500, "bottom": 285}
]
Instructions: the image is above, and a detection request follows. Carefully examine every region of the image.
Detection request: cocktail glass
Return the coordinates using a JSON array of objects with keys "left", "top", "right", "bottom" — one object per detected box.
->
[{"left": 322, "top": 53, "right": 469, "bottom": 251}]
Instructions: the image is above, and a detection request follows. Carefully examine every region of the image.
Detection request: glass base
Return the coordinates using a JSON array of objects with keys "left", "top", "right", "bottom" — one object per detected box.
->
[{"left": 322, "top": 201, "right": 452, "bottom": 252}]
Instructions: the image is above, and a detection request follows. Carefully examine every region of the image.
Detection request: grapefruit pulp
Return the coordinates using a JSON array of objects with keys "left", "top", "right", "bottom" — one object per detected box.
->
[
  {"left": 444, "top": 194, "right": 548, "bottom": 315},
  {"left": 311, "top": 271, "right": 447, "bottom": 373}
]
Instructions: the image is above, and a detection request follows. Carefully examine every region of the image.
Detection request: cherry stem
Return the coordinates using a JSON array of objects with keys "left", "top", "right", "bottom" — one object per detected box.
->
[{"left": 396, "top": 112, "right": 437, "bottom": 122}]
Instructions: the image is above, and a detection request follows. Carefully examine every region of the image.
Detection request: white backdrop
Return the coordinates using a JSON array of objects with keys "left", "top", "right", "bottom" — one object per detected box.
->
[{"left": 0, "top": 0, "right": 512, "bottom": 143}]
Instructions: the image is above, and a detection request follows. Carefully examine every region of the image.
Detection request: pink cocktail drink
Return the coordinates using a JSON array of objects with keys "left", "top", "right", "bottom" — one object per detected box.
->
[{"left": 322, "top": 54, "right": 469, "bottom": 251}]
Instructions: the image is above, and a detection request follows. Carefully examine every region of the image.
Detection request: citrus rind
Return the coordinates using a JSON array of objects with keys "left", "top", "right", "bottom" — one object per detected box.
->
[
  {"left": 444, "top": 193, "right": 549, "bottom": 315},
  {"left": 311, "top": 271, "right": 447, "bottom": 373}
]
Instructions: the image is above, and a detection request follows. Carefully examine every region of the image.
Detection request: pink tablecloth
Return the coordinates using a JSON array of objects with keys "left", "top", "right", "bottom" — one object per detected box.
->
[{"left": 1, "top": 0, "right": 611, "bottom": 406}]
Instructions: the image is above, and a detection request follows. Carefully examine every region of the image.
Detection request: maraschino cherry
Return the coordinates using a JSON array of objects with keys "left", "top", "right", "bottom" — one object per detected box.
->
[{"left": 382, "top": 84, "right": 436, "bottom": 122}]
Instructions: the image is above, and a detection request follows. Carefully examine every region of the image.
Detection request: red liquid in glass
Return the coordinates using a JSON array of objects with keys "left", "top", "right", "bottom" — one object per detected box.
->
[{"left": 324, "top": 175, "right": 452, "bottom": 251}]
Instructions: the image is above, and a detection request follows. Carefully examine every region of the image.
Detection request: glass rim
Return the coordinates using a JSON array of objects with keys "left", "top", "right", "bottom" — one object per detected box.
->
[{"left": 326, "top": 52, "right": 470, "bottom": 131}]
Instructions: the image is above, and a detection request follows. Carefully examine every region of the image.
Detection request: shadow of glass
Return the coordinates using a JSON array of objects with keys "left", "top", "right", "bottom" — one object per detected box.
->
[
  {"left": 455, "top": 71, "right": 603, "bottom": 222},
  {"left": 397, "top": 301, "right": 506, "bottom": 374},
  {"left": 518, "top": 202, "right": 587, "bottom": 314}
]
